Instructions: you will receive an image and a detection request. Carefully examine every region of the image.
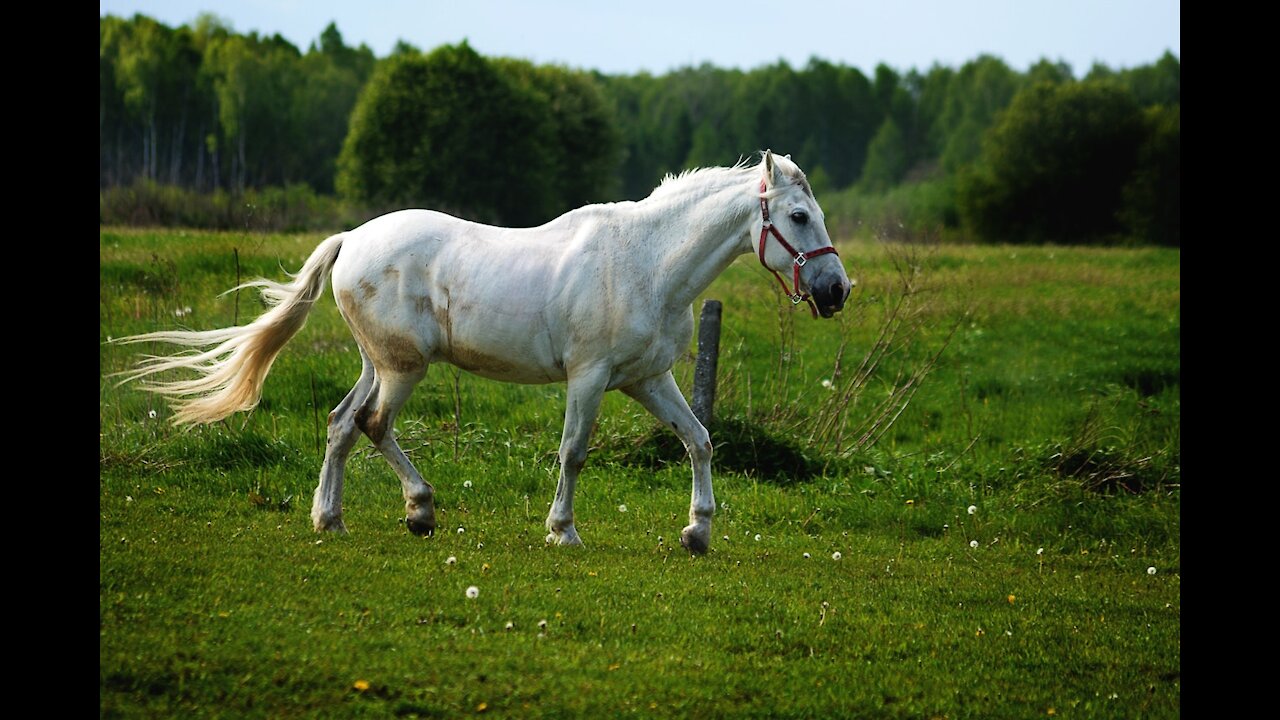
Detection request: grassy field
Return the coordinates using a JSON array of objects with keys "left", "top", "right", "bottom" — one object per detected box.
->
[{"left": 100, "top": 227, "right": 1180, "bottom": 718}]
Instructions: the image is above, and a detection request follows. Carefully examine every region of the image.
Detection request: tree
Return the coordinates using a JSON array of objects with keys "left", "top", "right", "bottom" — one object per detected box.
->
[
  {"left": 1120, "top": 104, "right": 1179, "bottom": 246},
  {"left": 958, "top": 80, "right": 1146, "bottom": 244},
  {"left": 936, "top": 55, "right": 1021, "bottom": 172},
  {"left": 860, "top": 118, "right": 909, "bottom": 191},
  {"left": 337, "top": 42, "right": 560, "bottom": 225},
  {"left": 493, "top": 59, "right": 622, "bottom": 209}
]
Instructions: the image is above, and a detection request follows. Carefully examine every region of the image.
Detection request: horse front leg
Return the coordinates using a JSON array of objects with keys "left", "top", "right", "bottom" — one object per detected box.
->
[
  {"left": 546, "top": 367, "right": 608, "bottom": 547},
  {"left": 622, "top": 372, "right": 714, "bottom": 554}
]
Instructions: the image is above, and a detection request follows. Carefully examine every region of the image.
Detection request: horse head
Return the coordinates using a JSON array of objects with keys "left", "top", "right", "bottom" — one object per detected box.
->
[{"left": 755, "top": 150, "right": 853, "bottom": 318}]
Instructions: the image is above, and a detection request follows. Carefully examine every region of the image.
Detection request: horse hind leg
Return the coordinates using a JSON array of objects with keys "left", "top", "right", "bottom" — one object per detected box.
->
[
  {"left": 356, "top": 367, "right": 437, "bottom": 536},
  {"left": 312, "top": 351, "right": 376, "bottom": 533}
]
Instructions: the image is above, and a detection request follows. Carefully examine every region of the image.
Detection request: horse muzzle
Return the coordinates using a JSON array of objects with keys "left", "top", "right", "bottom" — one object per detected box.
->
[{"left": 811, "top": 274, "right": 854, "bottom": 318}]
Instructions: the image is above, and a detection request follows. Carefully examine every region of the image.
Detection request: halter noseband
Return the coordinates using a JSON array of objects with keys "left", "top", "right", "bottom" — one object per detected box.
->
[{"left": 757, "top": 179, "right": 838, "bottom": 317}]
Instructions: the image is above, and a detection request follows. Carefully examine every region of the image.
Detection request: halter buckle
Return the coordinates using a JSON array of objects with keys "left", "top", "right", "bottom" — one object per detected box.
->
[
  {"left": 793, "top": 254, "right": 807, "bottom": 268},
  {"left": 790, "top": 293, "right": 804, "bottom": 305}
]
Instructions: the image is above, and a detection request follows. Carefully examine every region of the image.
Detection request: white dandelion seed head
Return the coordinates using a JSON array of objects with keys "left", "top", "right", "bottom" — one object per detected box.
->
[
  {"left": 754, "top": 533, "right": 762, "bottom": 541},
  {"left": 446, "top": 556, "right": 457, "bottom": 565},
  {"left": 970, "top": 540, "right": 979, "bottom": 549},
  {"left": 803, "top": 552, "right": 811, "bottom": 559},
  {"left": 538, "top": 619, "right": 547, "bottom": 630},
  {"left": 723, "top": 535, "right": 730, "bottom": 541},
  {"left": 1036, "top": 547, "right": 1044, "bottom": 556},
  {"left": 617, "top": 504, "right": 627, "bottom": 513},
  {"left": 832, "top": 551, "right": 842, "bottom": 560},
  {"left": 476, "top": 542, "right": 484, "bottom": 549},
  {"left": 463, "top": 480, "right": 473, "bottom": 488},
  {"left": 505, "top": 621, "right": 514, "bottom": 631},
  {"left": 465, "top": 586, "right": 479, "bottom": 599},
  {"left": 968, "top": 505, "right": 978, "bottom": 515},
  {"left": 457, "top": 527, "right": 465, "bottom": 534},
  {"left": 821, "top": 379, "right": 833, "bottom": 389},
  {"left": 148, "top": 409, "right": 157, "bottom": 419},
  {"left": 1147, "top": 566, "right": 1157, "bottom": 575}
]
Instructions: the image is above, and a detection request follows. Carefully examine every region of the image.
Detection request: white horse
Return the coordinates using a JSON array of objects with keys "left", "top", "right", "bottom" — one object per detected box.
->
[{"left": 115, "top": 150, "right": 852, "bottom": 554}]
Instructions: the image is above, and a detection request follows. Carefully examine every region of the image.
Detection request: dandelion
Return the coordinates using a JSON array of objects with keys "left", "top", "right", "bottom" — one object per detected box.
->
[
  {"left": 463, "top": 480, "right": 473, "bottom": 489},
  {"left": 446, "top": 556, "right": 457, "bottom": 565},
  {"left": 1037, "top": 547, "right": 1044, "bottom": 556},
  {"left": 482, "top": 563, "right": 491, "bottom": 573},
  {"left": 968, "top": 505, "right": 977, "bottom": 515},
  {"left": 504, "top": 621, "right": 514, "bottom": 631},
  {"left": 905, "top": 499, "right": 914, "bottom": 506},
  {"left": 476, "top": 542, "right": 484, "bottom": 549},
  {"left": 821, "top": 378, "right": 833, "bottom": 389},
  {"left": 970, "top": 540, "right": 979, "bottom": 549},
  {"left": 466, "top": 585, "right": 479, "bottom": 599},
  {"left": 803, "top": 552, "right": 811, "bottom": 559},
  {"left": 457, "top": 527, "right": 465, "bottom": 534},
  {"left": 754, "top": 533, "right": 762, "bottom": 541},
  {"left": 1007, "top": 594, "right": 1016, "bottom": 604},
  {"left": 618, "top": 504, "right": 628, "bottom": 513},
  {"left": 723, "top": 535, "right": 729, "bottom": 541},
  {"left": 148, "top": 409, "right": 157, "bottom": 419},
  {"left": 1147, "top": 566, "right": 1157, "bottom": 575},
  {"left": 538, "top": 619, "right": 547, "bottom": 631},
  {"left": 353, "top": 679, "right": 370, "bottom": 692},
  {"left": 832, "top": 551, "right": 842, "bottom": 560},
  {"left": 125, "top": 495, "right": 134, "bottom": 503}
]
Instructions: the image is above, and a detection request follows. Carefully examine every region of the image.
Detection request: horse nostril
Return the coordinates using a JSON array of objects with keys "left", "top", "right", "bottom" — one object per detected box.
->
[{"left": 831, "top": 282, "right": 846, "bottom": 307}]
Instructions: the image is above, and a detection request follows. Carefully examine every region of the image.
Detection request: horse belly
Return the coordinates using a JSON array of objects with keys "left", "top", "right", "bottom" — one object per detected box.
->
[{"left": 439, "top": 311, "right": 564, "bottom": 384}]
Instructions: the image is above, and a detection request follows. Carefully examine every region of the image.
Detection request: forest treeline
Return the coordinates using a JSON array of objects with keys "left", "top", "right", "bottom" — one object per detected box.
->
[{"left": 100, "top": 13, "right": 1179, "bottom": 245}]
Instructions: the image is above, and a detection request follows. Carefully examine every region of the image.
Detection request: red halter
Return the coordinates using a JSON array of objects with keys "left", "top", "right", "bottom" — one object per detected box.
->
[{"left": 757, "top": 179, "right": 838, "bottom": 317}]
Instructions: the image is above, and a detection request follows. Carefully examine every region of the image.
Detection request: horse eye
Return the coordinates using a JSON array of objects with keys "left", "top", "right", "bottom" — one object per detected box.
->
[{"left": 790, "top": 210, "right": 809, "bottom": 225}]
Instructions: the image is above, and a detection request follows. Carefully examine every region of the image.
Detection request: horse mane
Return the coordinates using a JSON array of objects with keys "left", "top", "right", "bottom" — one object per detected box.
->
[{"left": 648, "top": 153, "right": 812, "bottom": 202}]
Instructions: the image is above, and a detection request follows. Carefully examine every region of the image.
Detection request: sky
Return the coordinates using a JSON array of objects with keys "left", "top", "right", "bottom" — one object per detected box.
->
[{"left": 98, "top": 0, "right": 1179, "bottom": 76}]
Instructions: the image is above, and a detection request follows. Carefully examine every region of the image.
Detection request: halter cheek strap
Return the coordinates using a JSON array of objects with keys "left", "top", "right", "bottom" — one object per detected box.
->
[{"left": 758, "top": 180, "right": 838, "bottom": 317}]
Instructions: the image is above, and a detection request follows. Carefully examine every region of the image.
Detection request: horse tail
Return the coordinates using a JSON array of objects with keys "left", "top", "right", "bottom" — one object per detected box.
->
[{"left": 112, "top": 232, "right": 347, "bottom": 426}]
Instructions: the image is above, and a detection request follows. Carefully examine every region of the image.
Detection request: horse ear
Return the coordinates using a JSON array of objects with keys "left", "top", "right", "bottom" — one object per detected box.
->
[{"left": 763, "top": 149, "right": 777, "bottom": 189}]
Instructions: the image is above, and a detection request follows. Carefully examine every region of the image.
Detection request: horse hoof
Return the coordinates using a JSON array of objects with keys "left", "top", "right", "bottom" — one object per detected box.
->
[
  {"left": 680, "top": 526, "right": 709, "bottom": 555},
  {"left": 406, "top": 517, "right": 435, "bottom": 537},
  {"left": 313, "top": 515, "right": 348, "bottom": 534},
  {"left": 546, "top": 528, "right": 583, "bottom": 547}
]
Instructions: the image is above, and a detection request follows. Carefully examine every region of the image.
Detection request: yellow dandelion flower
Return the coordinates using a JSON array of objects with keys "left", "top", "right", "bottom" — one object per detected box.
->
[
  {"left": 1008, "top": 594, "right": 1016, "bottom": 604},
  {"left": 353, "top": 679, "right": 370, "bottom": 692},
  {"left": 476, "top": 701, "right": 488, "bottom": 712}
]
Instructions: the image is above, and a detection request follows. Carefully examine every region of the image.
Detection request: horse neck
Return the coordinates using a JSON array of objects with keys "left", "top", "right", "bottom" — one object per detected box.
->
[{"left": 645, "top": 176, "right": 758, "bottom": 310}]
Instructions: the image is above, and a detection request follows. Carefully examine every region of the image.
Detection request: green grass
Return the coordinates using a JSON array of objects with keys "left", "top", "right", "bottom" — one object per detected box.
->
[{"left": 100, "top": 228, "right": 1180, "bottom": 718}]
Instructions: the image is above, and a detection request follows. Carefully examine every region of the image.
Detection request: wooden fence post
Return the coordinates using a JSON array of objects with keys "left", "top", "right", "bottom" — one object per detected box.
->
[{"left": 692, "top": 299, "right": 723, "bottom": 428}]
